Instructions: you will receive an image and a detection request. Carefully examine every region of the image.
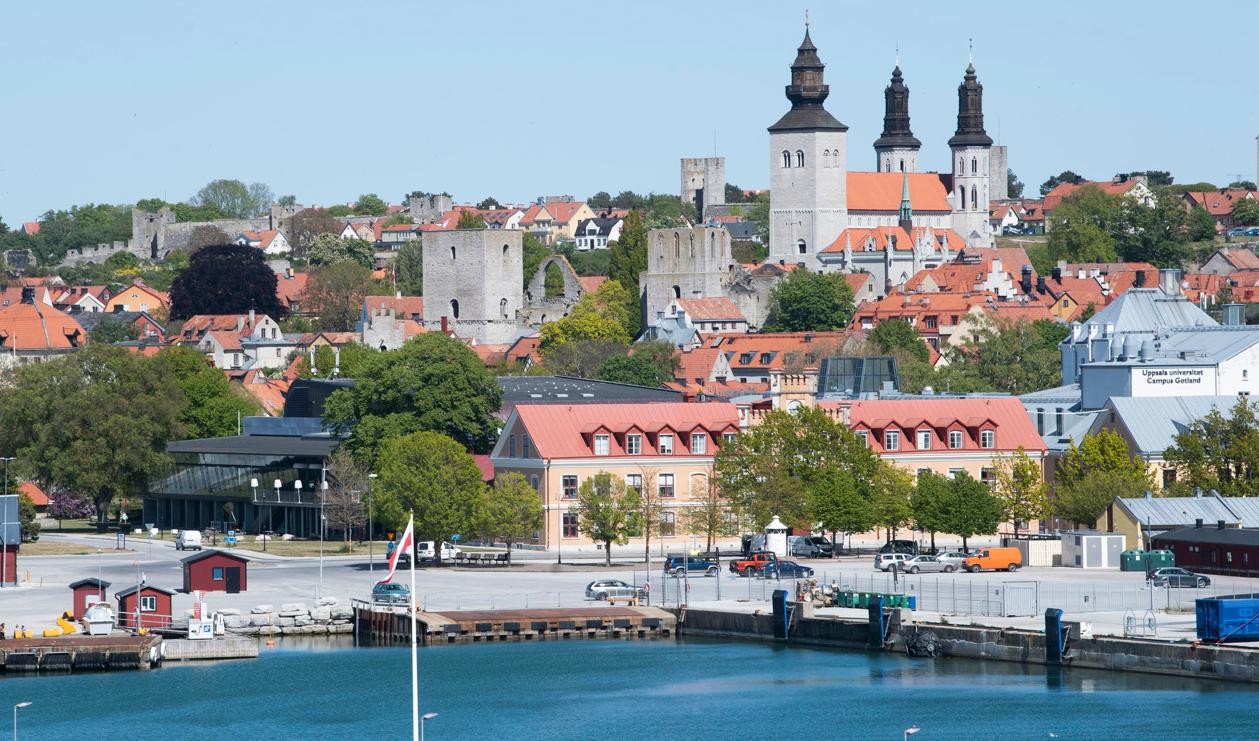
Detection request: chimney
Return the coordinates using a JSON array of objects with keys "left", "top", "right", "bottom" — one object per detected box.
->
[
  {"left": 1051, "top": 266, "right": 1062, "bottom": 282},
  {"left": 19, "top": 286, "right": 34, "bottom": 304},
  {"left": 1218, "top": 519, "right": 1226, "bottom": 530},
  {"left": 1195, "top": 518, "right": 1203, "bottom": 529},
  {"left": 248, "top": 308, "right": 256, "bottom": 328},
  {"left": 1159, "top": 269, "right": 1182, "bottom": 296},
  {"left": 1134, "top": 270, "right": 1146, "bottom": 288},
  {"left": 441, "top": 316, "right": 449, "bottom": 333}
]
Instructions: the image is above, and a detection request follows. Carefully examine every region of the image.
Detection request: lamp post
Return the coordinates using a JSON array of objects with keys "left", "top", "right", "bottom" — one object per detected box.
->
[
  {"left": 904, "top": 725, "right": 920, "bottom": 741},
  {"left": 367, "top": 473, "right": 378, "bottom": 573},
  {"left": 13, "top": 701, "right": 31, "bottom": 741},
  {"left": 421, "top": 712, "right": 438, "bottom": 741},
  {"left": 250, "top": 478, "right": 266, "bottom": 553}
]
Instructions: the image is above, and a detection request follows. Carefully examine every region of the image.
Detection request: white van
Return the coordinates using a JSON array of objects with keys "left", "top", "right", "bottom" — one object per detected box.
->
[
  {"left": 416, "top": 541, "right": 460, "bottom": 562},
  {"left": 176, "top": 530, "right": 203, "bottom": 551}
]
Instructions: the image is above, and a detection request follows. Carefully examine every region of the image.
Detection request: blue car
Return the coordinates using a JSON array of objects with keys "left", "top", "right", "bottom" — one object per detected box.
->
[
  {"left": 371, "top": 582, "right": 411, "bottom": 605},
  {"left": 758, "top": 560, "right": 814, "bottom": 579},
  {"left": 663, "top": 556, "right": 719, "bottom": 576}
]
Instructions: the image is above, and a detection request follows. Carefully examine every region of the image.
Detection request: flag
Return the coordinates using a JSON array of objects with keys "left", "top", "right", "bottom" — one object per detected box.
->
[{"left": 377, "top": 516, "right": 413, "bottom": 585}]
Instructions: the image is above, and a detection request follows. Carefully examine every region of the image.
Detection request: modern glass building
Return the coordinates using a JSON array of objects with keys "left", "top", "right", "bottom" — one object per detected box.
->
[{"left": 817, "top": 356, "right": 900, "bottom": 398}]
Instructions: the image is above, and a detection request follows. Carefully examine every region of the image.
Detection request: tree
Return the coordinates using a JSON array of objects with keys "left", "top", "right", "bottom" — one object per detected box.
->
[
  {"left": 46, "top": 489, "right": 94, "bottom": 530},
  {"left": 1055, "top": 470, "right": 1146, "bottom": 530},
  {"left": 1007, "top": 169, "right": 1025, "bottom": 199},
  {"left": 575, "top": 472, "right": 639, "bottom": 566},
  {"left": 946, "top": 472, "right": 1003, "bottom": 551},
  {"left": 287, "top": 210, "right": 344, "bottom": 256},
  {"left": 991, "top": 448, "right": 1048, "bottom": 538},
  {"left": 324, "top": 448, "right": 369, "bottom": 549},
  {"left": 169, "top": 243, "right": 288, "bottom": 320},
  {"left": 1232, "top": 199, "right": 1259, "bottom": 227},
  {"left": 394, "top": 238, "right": 423, "bottom": 294},
  {"left": 19, "top": 492, "right": 39, "bottom": 540},
  {"left": 304, "top": 261, "right": 372, "bottom": 331},
  {"left": 1055, "top": 429, "right": 1152, "bottom": 494},
  {"left": 152, "top": 346, "right": 260, "bottom": 439},
  {"left": 763, "top": 270, "right": 856, "bottom": 332},
  {"left": 810, "top": 465, "right": 875, "bottom": 542},
  {"left": 1047, "top": 185, "right": 1122, "bottom": 264},
  {"left": 588, "top": 192, "right": 612, "bottom": 210},
  {"left": 544, "top": 261, "right": 565, "bottom": 298},
  {"left": 539, "top": 280, "right": 632, "bottom": 351},
  {"left": 871, "top": 463, "right": 914, "bottom": 541},
  {"left": 186, "top": 225, "right": 231, "bottom": 253},
  {"left": 1128, "top": 170, "right": 1173, "bottom": 187},
  {"left": 354, "top": 193, "right": 388, "bottom": 216},
  {"left": 476, "top": 197, "right": 502, "bottom": 210},
  {"left": 307, "top": 234, "right": 374, "bottom": 268},
  {"left": 938, "top": 316, "right": 1064, "bottom": 394},
  {"left": 631, "top": 468, "right": 662, "bottom": 564},
  {"left": 685, "top": 475, "right": 737, "bottom": 553},
  {"left": 324, "top": 333, "right": 502, "bottom": 464},
  {"left": 522, "top": 233, "right": 549, "bottom": 291},
  {"left": 868, "top": 318, "right": 929, "bottom": 362},
  {"left": 0, "top": 346, "right": 184, "bottom": 530},
  {"left": 374, "top": 431, "right": 486, "bottom": 563},
  {"left": 277, "top": 195, "right": 298, "bottom": 207},
  {"left": 192, "top": 179, "right": 273, "bottom": 218},
  {"left": 34, "top": 203, "right": 133, "bottom": 265},
  {"left": 912, "top": 471, "right": 951, "bottom": 551},
  {"left": 597, "top": 349, "right": 674, "bottom": 387},
  {"left": 1040, "top": 170, "right": 1085, "bottom": 196},
  {"left": 607, "top": 210, "right": 647, "bottom": 336},
  {"left": 724, "top": 183, "right": 748, "bottom": 203},
  {"left": 456, "top": 211, "right": 487, "bottom": 229},
  {"left": 745, "top": 193, "right": 771, "bottom": 244},
  {"left": 1229, "top": 181, "right": 1258, "bottom": 191},
  {"left": 1164, "top": 397, "right": 1259, "bottom": 497},
  {"left": 483, "top": 473, "right": 543, "bottom": 550},
  {"left": 539, "top": 340, "right": 628, "bottom": 379},
  {"left": 89, "top": 314, "right": 140, "bottom": 344}
]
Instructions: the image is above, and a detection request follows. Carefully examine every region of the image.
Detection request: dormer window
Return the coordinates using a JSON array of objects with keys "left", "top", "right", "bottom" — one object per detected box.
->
[
  {"left": 980, "top": 430, "right": 995, "bottom": 449},
  {"left": 626, "top": 434, "right": 642, "bottom": 455},
  {"left": 855, "top": 430, "right": 869, "bottom": 447},
  {"left": 948, "top": 430, "right": 964, "bottom": 449},
  {"left": 594, "top": 434, "right": 610, "bottom": 456},
  {"left": 690, "top": 432, "right": 707, "bottom": 455},
  {"left": 916, "top": 430, "right": 932, "bottom": 450},
  {"left": 658, "top": 434, "right": 674, "bottom": 455},
  {"left": 884, "top": 430, "right": 900, "bottom": 451}
]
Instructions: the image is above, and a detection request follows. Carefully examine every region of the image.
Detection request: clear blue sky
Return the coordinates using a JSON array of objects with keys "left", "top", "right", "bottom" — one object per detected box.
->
[{"left": 3, "top": 0, "right": 1257, "bottom": 221}]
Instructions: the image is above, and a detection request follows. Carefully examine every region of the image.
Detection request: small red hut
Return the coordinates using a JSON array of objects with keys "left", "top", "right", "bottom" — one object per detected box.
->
[
  {"left": 69, "top": 577, "right": 111, "bottom": 619},
  {"left": 115, "top": 583, "right": 174, "bottom": 629},
  {"left": 181, "top": 550, "right": 249, "bottom": 594}
]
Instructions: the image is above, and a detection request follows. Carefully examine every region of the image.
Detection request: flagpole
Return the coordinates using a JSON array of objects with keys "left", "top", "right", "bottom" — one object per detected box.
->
[{"left": 409, "top": 514, "right": 419, "bottom": 741}]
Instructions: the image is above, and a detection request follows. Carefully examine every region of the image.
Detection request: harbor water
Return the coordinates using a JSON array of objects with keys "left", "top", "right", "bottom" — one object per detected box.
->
[{"left": 2, "top": 638, "right": 1256, "bottom": 739}]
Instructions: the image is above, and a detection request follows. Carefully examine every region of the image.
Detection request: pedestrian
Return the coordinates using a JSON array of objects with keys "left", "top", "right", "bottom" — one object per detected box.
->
[{"left": 0, "top": 622, "right": 6, "bottom": 640}]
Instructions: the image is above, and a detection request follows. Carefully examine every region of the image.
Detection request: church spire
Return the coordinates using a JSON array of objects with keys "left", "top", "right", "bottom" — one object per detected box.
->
[
  {"left": 948, "top": 60, "right": 993, "bottom": 147},
  {"left": 769, "top": 27, "right": 847, "bottom": 132},
  {"left": 873, "top": 63, "right": 921, "bottom": 152},
  {"left": 898, "top": 170, "right": 914, "bottom": 233}
]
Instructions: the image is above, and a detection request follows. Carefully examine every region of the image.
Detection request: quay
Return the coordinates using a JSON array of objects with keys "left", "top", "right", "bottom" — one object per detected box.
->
[
  {"left": 352, "top": 600, "right": 675, "bottom": 646},
  {"left": 163, "top": 637, "right": 260, "bottom": 661},
  {"left": 0, "top": 635, "right": 163, "bottom": 673}
]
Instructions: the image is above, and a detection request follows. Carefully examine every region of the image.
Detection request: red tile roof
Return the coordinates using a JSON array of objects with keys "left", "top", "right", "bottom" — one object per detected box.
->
[
  {"left": 847, "top": 172, "right": 952, "bottom": 212},
  {"left": 275, "top": 272, "right": 308, "bottom": 308},
  {"left": 472, "top": 454, "right": 495, "bottom": 482},
  {"left": 823, "top": 225, "right": 966, "bottom": 254},
  {"left": 19, "top": 482, "right": 47, "bottom": 507},
  {"left": 675, "top": 297, "right": 745, "bottom": 322},
  {"left": 1184, "top": 189, "right": 1257, "bottom": 217},
  {"left": 675, "top": 346, "right": 723, "bottom": 382},
  {"left": 21, "top": 222, "right": 40, "bottom": 235},
  {"left": 577, "top": 276, "right": 607, "bottom": 294},
  {"left": 710, "top": 331, "right": 861, "bottom": 371},
  {"left": 819, "top": 397, "right": 1045, "bottom": 454},
  {"left": 511, "top": 402, "right": 738, "bottom": 459},
  {"left": 0, "top": 301, "right": 86, "bottom": 350},
  {"left": 1216, "top": 247, "right": 1259, "bottom": 271},
  {"left": 1043, "top": 180, "right": 1145, "bottom": 212},
  {"left": 365, "top": 295, "right": 424, "bottom": 318},
  {"left": 541, "top": 201, "right": 586, "bottom": 225},
  {"left": 506, "top": 335, "right": 542, "bottom": 366}
]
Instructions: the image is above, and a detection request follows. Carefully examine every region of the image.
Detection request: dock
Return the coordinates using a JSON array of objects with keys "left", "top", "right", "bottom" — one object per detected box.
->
[
  {"left": 0, "top": 635, "right": 163, "bottom": 673},
  {"left": 164, "top": 637, "right": 260, "bottom": 661},
  {"left": 352, "top": 601, "right": 676, "bottom": 646}
]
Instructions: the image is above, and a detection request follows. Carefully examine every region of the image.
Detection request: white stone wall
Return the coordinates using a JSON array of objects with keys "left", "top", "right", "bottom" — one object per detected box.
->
[
  {"left": 640, "top": 227, "right": 733, "bottom": 327},
  {"left": 422, "top": 230, "right": 524, "bottom": 345},
  {"left": 769, "top": 129, "right": 848, "bottom": 268},
  {"left": 950, "top": 145, "right": 993, "bottom": 247},
  {"left": 876, "top": 147, "right": 919, "bottom": 173}
]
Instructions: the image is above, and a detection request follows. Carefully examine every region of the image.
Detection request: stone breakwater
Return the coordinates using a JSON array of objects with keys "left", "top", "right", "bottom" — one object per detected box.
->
[{"left": 186, "top": 599, "right": 355, "bottom": 636}]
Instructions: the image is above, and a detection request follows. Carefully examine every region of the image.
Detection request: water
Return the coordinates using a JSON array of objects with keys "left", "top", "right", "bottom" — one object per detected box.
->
[{"left": 2, "top": 639, "right": 1256, "bottom": 739}]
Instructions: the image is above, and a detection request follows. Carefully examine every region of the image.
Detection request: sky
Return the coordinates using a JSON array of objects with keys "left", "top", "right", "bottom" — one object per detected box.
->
[{"left": 2, "top": 0, "right": 1258, "bottom": 222}]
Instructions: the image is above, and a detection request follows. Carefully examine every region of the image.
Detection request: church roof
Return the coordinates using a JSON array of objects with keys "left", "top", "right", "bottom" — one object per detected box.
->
[{"left": 847, "top": 172, "right": 953, "bottom": 212}]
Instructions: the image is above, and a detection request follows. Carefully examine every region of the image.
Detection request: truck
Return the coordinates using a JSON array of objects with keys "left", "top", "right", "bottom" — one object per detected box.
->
[{"left": 729, "top": 551, "right": 778, "bottom": 576}]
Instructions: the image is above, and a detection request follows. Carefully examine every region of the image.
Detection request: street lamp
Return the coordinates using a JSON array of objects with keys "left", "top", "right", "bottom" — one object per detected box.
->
[
  {"left": 250, "top": 479, "right": 266, "bottom": 553},
  {"left": 13, "top": 701, "right": 31, "bottom": 741},
  {"left": 904, "top": 725, "right": 920, "bottom": 741},
  {"left": 420, "top": 709, "right": 440, "bottom": 739},
  {"left": 367, "top": 473, "right": 378, "bottom": 573},
  {"left": 315, "top": 479, "right": 325, "bottom": 600}
]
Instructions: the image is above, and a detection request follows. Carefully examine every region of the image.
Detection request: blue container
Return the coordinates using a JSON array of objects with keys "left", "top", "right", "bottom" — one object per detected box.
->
[{"left": 1195, "top": 594, "right": 1259, "bottom": 643}]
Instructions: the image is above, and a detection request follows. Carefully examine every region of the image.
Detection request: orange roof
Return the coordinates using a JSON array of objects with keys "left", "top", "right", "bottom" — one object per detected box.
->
[
  {"left": 206, "top": 329, "right": 243, "bottom": 352},
  {"left": 675, "top": 346, "right": 723, "bottom": 382},
  {"left": 365, "top": 295, "right": 424, "bottom": 318},
  {"left": 18, "top": 482, "right": 47, "bottom": 506},
  {"left": 675, "top": 297, "right": 745, "bottom": 322},
  {"left": 710, "top": 331, "right": 860, "bottom": 370},
  {"left": 843, "top": 273, "right": 871, "bottom": 296},
  {"left": 819, "top": 397, "right": 1045, "bottom": 454},
  {"left": 541, "top": 201, "right": 586, "bottom": 225},
  {"left": 1216, "top": 247, "right": 1259, "bottom": 271},
  {"left": 240, "top": 370, "right": 290, "bottom": 416},
  {"left": 510, "top": 402, "right": 738, "bottom": 459},
  {"left": 822, "top": 225, "right": 966, "bottom": 255},
  {"left": 577, "top": 276, "right": 607, "bottom": 293},
  {"left": 242, "top": 229, "right": 281, "bottom": 250},
  {"left": 859, "top": 290, "right": 997, "bottom": 322},
  {"left": 275, "top": 272, "right": 308, "bottom": 307},
  {"left": 179, "top": 314, "right": 265, "bottom": 341},
  {"left": 983, "top": 302, "right": 1055, "bottom": 322},
  {"left": 1043, "top": 180, "right": 1145, "bottom": 211},
  {"left": 846, "top": 172, "right": 953, "bottom": 212},
  {"left": 21, "top": 222, "right": 40, "bottom": 235},
  {"left": 0, "top": 301, "right": 86, "bottom": 351},
  {"left": 1184, "top": 189, "right": 1257, "bottom": 217},
  {"left": 471, "top": 343, "right": 509, "bottom": 365},
  {"left": 506, "top": 335, "right": 542, "bottom": 365}
]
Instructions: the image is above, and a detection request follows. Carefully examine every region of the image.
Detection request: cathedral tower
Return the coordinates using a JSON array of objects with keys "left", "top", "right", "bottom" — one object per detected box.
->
[
  {"left": 948, "top": 62, "right": 994, "bottom": 247},
  {"left": 873, "top": 65, "right": 921, "bottom": 173},
  {"left": 768, "top": 28, "right": 848, "bottom": 268}
]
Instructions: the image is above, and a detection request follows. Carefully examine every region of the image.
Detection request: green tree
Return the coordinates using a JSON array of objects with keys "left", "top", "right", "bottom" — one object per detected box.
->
[
  {"left": 912, "top": 471, "right": 951, "bottom": 551},
  {"left": 811, "top": 465, "right": 875, "bottom": 540},
  {"left": 1128, "top": 170, "right": 1173, "bottom": 187},
  {"left": 476, "top": 197, "right": 502, "bottom": 210},
  {"left": 19, "top": 491, "right": 40, "bottom": 539},
  {"left": 1232, "top": 199, "right": 1259, "bottom": 227},
  {"left": 374, "top": 431, "right": 487, "bottom": 564},
  {"left": 938, "top": 316, "right": 1064, "bottom": 394},
  {"left": 192, "top": 179, "right": 273, "bottom": 218},
  {"left": 35, "top": 203, "right": 133, "bottom": 265},
  {"left": 277, "top": 195, "right": 297, "bottom": 207},
  {"left": 483, "top": 473, "right": 544, "bottom": 550},
  {"left": 287, "top": 209, "right": 344, "bottom": 256},
  {"left": 307, "top": 234, "right": 374, "bottom": 268},
  {"left": 588, "top": 191, "right": 612, "bottom": 210},
  {"left": 1047, "top": 185, "right": 1121, "bottom": 264},
  {"left": 152, "top": 346, "right": 260, "bottom": 439},
  {"left": 1007, "top": 169, "right": 1025, "bottom": 199},
  {"left": 394, "top": 238, "right": 423, "bottom": 295},
  {"left": 724, "top": 183, "right": 748, "bottom": 203},
  {"left": 544, "top": 261, "right": 565, "bottom": 298},
  {"left": 89, "top": 315, "right": 140, "bottom": 344},
  {"left": 522, "top": 233, "right": 550, "bottom": 291},
  {"left": 992, "top": 447, "right": 1048, "bottom": 538},
  {"left": 1229, "top": 181, "right": 1258, "bottom": 191},
  {"left": 871, "top": 463, "right": 914, "bottom": 541},
  {"left": 1188, "top": 206, "right": 1218, "bottom": 242},
  {"left": 324, "top": 333, "right": 502, "bottom": 464},
  {"left": 763, "top": 270, "right": 856, "bottom": 332},
  {"left": 1055, "top": 429, "right": 1152, "bottom": 494},
  {"left": 946, "top": 472, "right": 1003, "bottom": 551},
  {"left": 575, "top": 472, "right": 640, "bottom": 566},
  {"left": 304, "top": 261, "right": 372, "bottom": 331},
  {"left": 168, "top": 243, "right": 288, "bottom": 320},
  {"left": 597, "top": 353, "right": 670, "bottom": 387},
  {"left": 539, "top": 280, "right": 632, "bottom": 351},
  {"left": 1040, "top": 170, "right": 1085, "bottom": 196},
  {"left": 868, "top": 318, "right": 929, "bottom": 362},
  {"left": 1055, "top": 470, "right": 1147, "bottom": 530},
  {"left": 456, "top": 211, "right": 487, "bottom": 229},
  {"left": 684, "top": 474, "right": 738, "bottom": 553},
  {"left": 745, "top": 192, "right": 771, "bottom": 244},
  {"left": 607, "top": 210, "right": 647, "bottom": 336},
  {"left": 354, "top": 193, "right": 388, "bottom": 216},
  {"left": 1163, "top": 397, "right": 1259, "bottom": 497}
]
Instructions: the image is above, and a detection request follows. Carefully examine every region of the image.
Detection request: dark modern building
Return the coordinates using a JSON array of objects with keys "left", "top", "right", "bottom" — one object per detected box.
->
[
  {"left": 496, "top": 376, "right": 683, "bottom": 417},
  {"left": 1152, "top": 522, "right": 1259, "bottom": 578},
  {"left": 816, "top": 356, "right": 900, "bottom": 398}
]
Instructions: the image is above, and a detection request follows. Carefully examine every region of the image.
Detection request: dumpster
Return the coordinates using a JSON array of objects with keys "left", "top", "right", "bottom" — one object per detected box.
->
[
  {"left": 1196, "top": 595, "right": 1259, "bottom": 643},
  {"left": 1147, "top": 549, "right": 1175, "bottom": 569},
  {"left": 1120, "top": 550, "right": 1146, "bottom": 572}
]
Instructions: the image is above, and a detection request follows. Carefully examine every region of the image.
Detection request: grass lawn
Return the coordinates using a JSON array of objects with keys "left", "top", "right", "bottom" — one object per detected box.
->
[
  {"left": 227, "top": 539, "right": 392, "bottom": 558},
  {"left": 20, "top": 540, "right": 132, "bottom": 556}
]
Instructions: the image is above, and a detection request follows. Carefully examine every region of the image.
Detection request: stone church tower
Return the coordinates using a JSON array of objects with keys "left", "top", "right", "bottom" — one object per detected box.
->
[
  {"left": 948, "top": 62, "right": 994, "bottom": 247},
  {"left": 872, "top": 65, "right": 921, "bottom": 173},
  {"left": 768, "top": 28, "right": 848, "bottom": 269},
  {"left": 421, "top": 229, "right": 524, "bottom": 345}
]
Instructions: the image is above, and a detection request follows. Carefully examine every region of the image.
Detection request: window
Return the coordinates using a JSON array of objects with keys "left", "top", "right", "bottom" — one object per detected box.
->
[
  {"left": 924, "top": 316, "right": 938, "bottom": 330},
  {"left": 594, "top": 434, "right": 610, "bottom": 456},
  {"left": 723, "top": 432, "right": 737, "bottom": 445},
  {"left": 970, "top": 185, "right": 977, "bottom": 209},
  {"left": 500, "top": 298, "right": 509, "bottom": 318},
  {"left": 522, "top": 436, "right": 531, "bottom": 457},
  {"left": 658, "top": 434, "right": 674, "bottom": 455},
  {"left": 625, "top": 474, "right": 642, "bottom": 495},
  {"left": 529, "top": 474, "right": 539, "bottom": 490},
  {"left": 562, "top": 475, "right": 578, "bottom": 499},
  {"left": 691, "top": 432, "right": 707, "bottom": 454},
  {"left": 917, "top": 430, "right": 932, "bottom": 450},
  {"left": 796, "top": 150, "right": 804, "bottom": 167},
  {"left": 626, "top": 434, "right": 642, "bottom": 455},
  {"left": 971, "top": 157, "right": 977, "bottom": 174},
  {"left": 948, "top": 468, "right": 964, "bottom": 479},
  {"left": 980, "top": 468, "right": 996, "bottom": 485},
  {"left": 562, "top": 512, "right": 579, "bottom": 538},
  {"left": 855, "top": 431, "right": 869, "bottom": 447},
  {"left": 782, "top": 150, "right": 791, "bottom": 168},
  {"left": 212, "top": 567, "right": 224, "bottom": 580},
  {"left": 508, "top": 435, "right": 516, "bottom": 457},
  {"left": 797, "top": 239, "right": 807, "bottom": 255},
  {"left": 948, "top": 431, "right": 964, "bottom": 449},
  {"left": 884, "top": 430, "right": 900, "bottom": 451},
  {"left": 760, "top": 353, "right": 773, "bottom": 364},
  {"left": 450, "top": 245, "right": 457, "bottom": 260},
  {"left": 139, "top": 595, "right": 156, "bottom": 612},
  {"left": 450, "top": 299, "right": 460, "bottom": 319},
  {"left": 980, "top": 430, "right": 995, "bottom": 449},
  {"left": 659, "top": 511, "right": 676, "bottom": 537},
  {"left": 658, "top": 473, "right": 675, "bottom": 498}
]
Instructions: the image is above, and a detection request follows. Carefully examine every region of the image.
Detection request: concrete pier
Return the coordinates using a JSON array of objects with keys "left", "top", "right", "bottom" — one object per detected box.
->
[
  {"left": 164, "top": 637, "right": 260, "bottom": 661},
  {"left": 353, "top": 601, "right": 676, "bottom": 646},
  {"left": 0, "top": 635, "right": 162, "bottom": 672}
]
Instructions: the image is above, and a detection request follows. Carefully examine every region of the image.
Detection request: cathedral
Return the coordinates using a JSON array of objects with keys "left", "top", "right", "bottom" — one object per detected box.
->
[{"left": 768, "top": 27, "right": 999, "bottom": 293}]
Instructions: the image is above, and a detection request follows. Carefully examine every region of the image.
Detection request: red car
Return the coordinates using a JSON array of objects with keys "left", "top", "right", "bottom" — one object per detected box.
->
[{"left": 729, "top": 551, "right": 778, "bottom": 576}]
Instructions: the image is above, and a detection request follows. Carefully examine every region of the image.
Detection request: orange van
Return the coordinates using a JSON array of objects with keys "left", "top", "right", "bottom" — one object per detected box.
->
[{"left": 963, "top": 547, "right": 1023, "bottom": 573}]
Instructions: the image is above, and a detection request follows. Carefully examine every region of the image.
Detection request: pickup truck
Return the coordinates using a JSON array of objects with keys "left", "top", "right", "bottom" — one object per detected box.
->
[{"left": 729, "top": 551, "right": 778, "bottom": 576}]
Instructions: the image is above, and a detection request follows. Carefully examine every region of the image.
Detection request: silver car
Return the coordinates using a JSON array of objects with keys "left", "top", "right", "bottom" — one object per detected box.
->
[
  {"left": 585, "top": 579, "right": 632, "bottom": 600},
  {"left": 902, "top": 555, "right": 954, "bottom": 574},
  {"left": 875, "top": 553, "right": 911, "bottom": 572},
  {"left": 937, "top": 552, "right": 970, "bottom": 570}
]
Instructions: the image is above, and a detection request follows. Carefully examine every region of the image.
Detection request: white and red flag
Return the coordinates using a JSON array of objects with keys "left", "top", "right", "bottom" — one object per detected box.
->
[{"left": 377, "top": 515, "right": 414, "bottom": 585}]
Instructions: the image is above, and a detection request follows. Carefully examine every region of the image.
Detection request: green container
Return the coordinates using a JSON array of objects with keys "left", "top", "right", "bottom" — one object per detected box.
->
[
  {"left": 1120, "top": 549, "right": 1146, "bottom": 572},
  {"left": 1147, "top": 549, "right": 1175, "bottom": 569}
]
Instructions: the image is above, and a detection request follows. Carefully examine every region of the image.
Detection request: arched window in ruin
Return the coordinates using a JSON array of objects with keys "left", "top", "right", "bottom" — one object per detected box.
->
[
  {"left": 673, "top": 232, "right": 680, "bottom": 258},
  {"left": 797, "top": 239, "right": 807, "bottom": 255},
  {"left": 502, "top": 244, "right": 509, "bottom": 255},
  {"left": 450, "top": 245, "right": 457, "bottom": 260},
  {"left": 450, "top": 299, "right": 460, "bottom": 319},
  {"left": 673, "top": 285, "right": 682, "bottom": 299}
]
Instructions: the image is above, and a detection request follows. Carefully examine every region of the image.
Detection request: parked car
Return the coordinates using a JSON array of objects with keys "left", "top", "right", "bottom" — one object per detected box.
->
[
  {"left": 588, "top": 583, "right": 647, "bottom": 601},
  {"left": 175, "top": 530, "right": 203, "bottom": 551},
  {"left": 902, "top": 555, "right": 954, "bottom": 574},
  {"left": 730, "top": 551, "right": 778, "bottom": 576},
  {"left": 937, "top": 552, "right": 970, "bottom": 570},
  {"left": 1147, "top": 567, "right": 1210, "bottom": 588},
  {"left": 964, "top": 547, "right": 1023, "bottom": 573},
  {"left": 878, "top": 540, "right": 919, "bottom": 556},
  {"left": 790, "top": 536, "right": 835, "bottom": 558},
  {"left": 875, "top": 553, "right": 912, "bottom": 572},
  {"left": 585, "top": 579, "right": 634, "bottom": 600},
  {"left": 760, "top": 560, "right": 815, "bottom": 579},
  {"left": 664, "top": 556, "right": 719, "bottom": 576},
  {"left": 371, "top": 582, "right": 411, "bottom": 605}
]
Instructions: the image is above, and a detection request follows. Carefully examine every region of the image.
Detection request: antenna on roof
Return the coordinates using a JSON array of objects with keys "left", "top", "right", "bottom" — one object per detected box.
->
[
  {"left": 895, "top": 42, "right": 899, "bottom": 67},
  {"left": 968, "top": 38, "right": 974, "bottom": 64},
  {"left": 804, "top": 8, "right": 809, "bottom": 28}
]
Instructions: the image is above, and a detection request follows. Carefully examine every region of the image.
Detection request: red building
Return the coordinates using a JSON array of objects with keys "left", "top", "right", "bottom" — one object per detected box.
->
[
  {"left": 69, "top": 577, "right": 111, "bottom": 619},
  {"left": 0, "top": 544, "right": 15, "bottom": 587},
  {"left": 1152, "top": 524, "right": 1259, "bottom": 578},
  {"left": 115, "top": 584, "right": 174, "bottom": 629},
  {"left": 181, "top": 550, "right": 248, "bottom": 594}
]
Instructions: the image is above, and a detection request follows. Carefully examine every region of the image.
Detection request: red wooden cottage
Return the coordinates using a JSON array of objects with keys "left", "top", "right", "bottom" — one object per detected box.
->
[
  {"left": 182, "top": 550, "right": 249, "bottom": 594},
  {"left": 69, "top": 577, "right": 111, "bottom": 619},
  {"left": 115, "top": 583, "right": 174, "bottom": 629}
]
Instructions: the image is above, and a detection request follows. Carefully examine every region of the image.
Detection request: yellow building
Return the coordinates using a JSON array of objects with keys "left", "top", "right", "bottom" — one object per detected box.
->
[{"left": 104, "top": 280, "right": 169, "bottom": 314}]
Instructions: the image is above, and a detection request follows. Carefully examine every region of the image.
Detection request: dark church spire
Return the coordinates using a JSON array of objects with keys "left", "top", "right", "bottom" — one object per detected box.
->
[
  {"left": 873, "top": 65, "right": 921, "bottom": 150},
  {"left": 768, "top": 28, "right": 847, "bottom": 133},
  {"left": 948, "top": 61, "right": 993, "bottom": 147}
]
